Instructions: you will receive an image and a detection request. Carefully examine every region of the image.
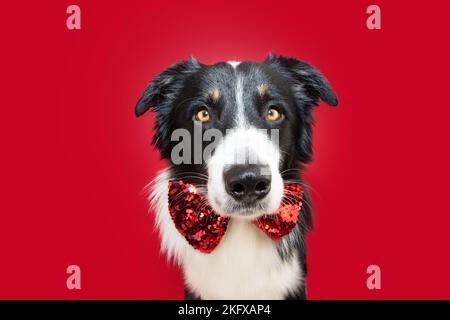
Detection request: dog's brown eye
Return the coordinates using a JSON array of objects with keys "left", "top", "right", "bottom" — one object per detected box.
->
[
  {"left": 266, "top": 107, "right": 282, "bottom": 122},
  {"left": 195, "top": 109, "right": 210, "bottom": 122}
]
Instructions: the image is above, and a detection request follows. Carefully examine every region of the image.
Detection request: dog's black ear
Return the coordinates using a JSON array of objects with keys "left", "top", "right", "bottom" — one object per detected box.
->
[
  {"left": 135, "top": 57, "right": 201, "bottom": 158},
  {"left": 135, "top": 56, "right": 201, "bottom": 117},
  {"left": 265, "top": 54, "right": 338, "bottom": 163},
  {"left": 265, "top": 53, "right": 338, "bottom": 107}
]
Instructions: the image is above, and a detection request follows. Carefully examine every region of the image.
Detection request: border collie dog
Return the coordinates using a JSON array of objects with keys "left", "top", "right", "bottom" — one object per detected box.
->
[{"left": 135, "top": 54, "right": 338, "bottom": 300}]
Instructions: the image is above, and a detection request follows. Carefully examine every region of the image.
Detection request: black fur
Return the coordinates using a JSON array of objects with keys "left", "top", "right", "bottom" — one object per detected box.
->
[
  {"left": 135, "top": 56, "right": 202, "bottom": 159},
  {"left": 136, "top": 54, "right": 337, "bottom": 300}
]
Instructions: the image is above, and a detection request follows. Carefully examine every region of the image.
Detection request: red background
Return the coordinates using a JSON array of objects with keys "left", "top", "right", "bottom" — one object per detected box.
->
[{"left": 1, "top": 0, "right": 449, "bottom": 299}]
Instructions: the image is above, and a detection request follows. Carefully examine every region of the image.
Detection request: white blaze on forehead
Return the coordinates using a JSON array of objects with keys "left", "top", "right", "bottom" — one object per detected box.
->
[
  {"left": 235, "top": 76, "right": 245, "bottom": 127},
  {"left": 227, "top": 61, "right": 241, "bottom": 68},
  {"left": 227, "top": 61, "right": 246, "bottom": 128}
]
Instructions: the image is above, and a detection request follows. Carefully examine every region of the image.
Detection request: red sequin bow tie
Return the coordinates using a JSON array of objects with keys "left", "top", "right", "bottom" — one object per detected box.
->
[{"left": 168, "top": 180, "right": 304, "bottom": 253}]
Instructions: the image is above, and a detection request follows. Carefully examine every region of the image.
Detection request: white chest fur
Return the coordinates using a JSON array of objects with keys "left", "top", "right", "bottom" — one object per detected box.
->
[
  {"left": 183, "top": 219, "right": 302, "bottom": 299},
  {"left": 149, "top": 171, "right": 303, "bottom": 300}
]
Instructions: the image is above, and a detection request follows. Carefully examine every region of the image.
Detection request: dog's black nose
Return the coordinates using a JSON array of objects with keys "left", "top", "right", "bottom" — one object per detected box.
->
[{"left": 223, "top": 165, "right": 271, "bottom": 203}]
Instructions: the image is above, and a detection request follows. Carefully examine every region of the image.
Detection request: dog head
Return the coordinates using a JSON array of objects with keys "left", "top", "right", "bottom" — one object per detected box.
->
[{"left": 136, "top": 54, "right": 337, "bottom": 220}]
